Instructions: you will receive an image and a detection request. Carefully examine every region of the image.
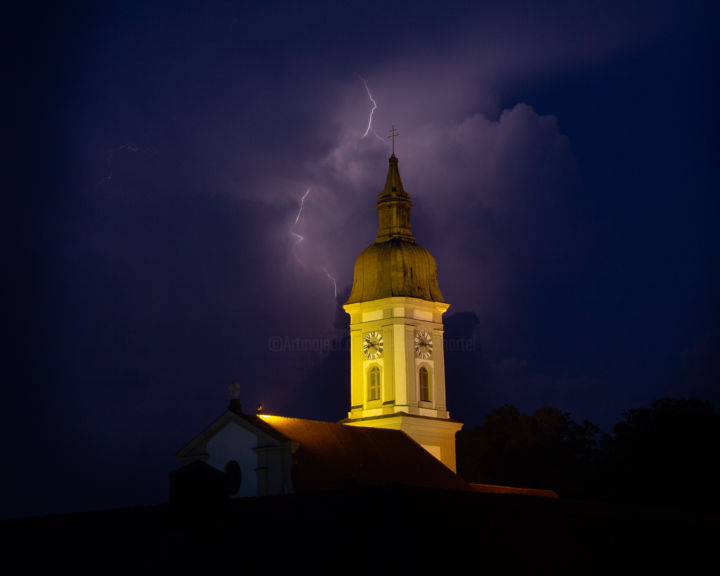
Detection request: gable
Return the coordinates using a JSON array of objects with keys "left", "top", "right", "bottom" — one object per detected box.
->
[
  {"left": 177, "top": 409, "right": 286, "bottom": 463},
  {"left": 176, "top": 407, "right": 298, "bottom": 497}
]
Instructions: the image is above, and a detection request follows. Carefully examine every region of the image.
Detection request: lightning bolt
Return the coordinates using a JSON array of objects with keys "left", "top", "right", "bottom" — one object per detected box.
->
[
  {"left": 359, "top": 76, "right": 386, "bottom": 144},
  {"left": 289, "top": 189, "right": 339, "bottom": 299},
  {"left": 290, "top": 188, "right": 311, "bottom": 263},
  {"left": 322, "top": 266, "right": 338, "bottom": 299},
  {"left": 285, "top": 77, "right": 389, "bottom": 300},
  {"left": 97, "top": 142, "right": 156, "bottom": 186}
]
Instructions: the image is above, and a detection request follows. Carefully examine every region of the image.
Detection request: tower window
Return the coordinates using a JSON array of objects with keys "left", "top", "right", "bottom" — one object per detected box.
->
[
  {"left": 368, "top": 366, "right": 381, "bottom": 401},
  {"left": 419, "top": 367, "right": 431, "bottom": 403}
]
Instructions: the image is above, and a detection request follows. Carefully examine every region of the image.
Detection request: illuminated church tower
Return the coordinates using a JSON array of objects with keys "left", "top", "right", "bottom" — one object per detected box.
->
[{"left": 343, "top": 153, "right": 463, "bottom": 472}]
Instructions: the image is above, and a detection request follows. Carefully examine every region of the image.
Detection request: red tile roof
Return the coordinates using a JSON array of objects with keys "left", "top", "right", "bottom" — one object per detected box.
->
[{"left": 251, "top": 414, "right": 471, "bottom": 493}]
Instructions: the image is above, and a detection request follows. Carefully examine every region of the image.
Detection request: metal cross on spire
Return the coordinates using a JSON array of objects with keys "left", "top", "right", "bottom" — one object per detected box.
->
[{"left": 388, "top": 125, "right": 399, "bottom": 155}]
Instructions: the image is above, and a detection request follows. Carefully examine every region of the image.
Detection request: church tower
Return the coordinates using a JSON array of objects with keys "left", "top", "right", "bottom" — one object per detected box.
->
[{"left": 343, "top": 153, "right": 463, "bottom": 472}]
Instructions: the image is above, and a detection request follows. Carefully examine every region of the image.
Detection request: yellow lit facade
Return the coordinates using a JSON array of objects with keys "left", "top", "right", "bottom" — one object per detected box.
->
[{"left": 344, "top": 296, "right": 450, "bottom": 420}]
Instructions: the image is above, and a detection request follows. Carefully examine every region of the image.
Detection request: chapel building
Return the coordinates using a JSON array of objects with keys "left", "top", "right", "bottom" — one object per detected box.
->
[{"left": 176, "top": 153, "right": 467, "bottom": 497}]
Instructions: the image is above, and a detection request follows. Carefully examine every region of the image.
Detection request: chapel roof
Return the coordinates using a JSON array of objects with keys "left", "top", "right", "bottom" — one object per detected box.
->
[
  {"left": 250, "top": 413, "right": 470, "bottom": 492},
  {"left": 177, "top": 397, "right": 470, "bottom": 492},
  {"left": 174, "top": 398, "right": 472, "bottom": 493}
]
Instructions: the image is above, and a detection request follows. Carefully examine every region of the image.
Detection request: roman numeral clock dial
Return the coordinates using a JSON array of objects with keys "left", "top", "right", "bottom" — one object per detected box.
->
[
  {"left": 414, "top": 330, "right": 433, "bottom": 359},
  {"left": 362, "top": 331, "right": 384, "bottom": 359}
]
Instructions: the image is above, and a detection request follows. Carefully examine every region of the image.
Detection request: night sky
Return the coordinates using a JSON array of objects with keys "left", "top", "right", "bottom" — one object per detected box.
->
[{"left": 6, "top": 1, "right": 718, "bottom": 519}]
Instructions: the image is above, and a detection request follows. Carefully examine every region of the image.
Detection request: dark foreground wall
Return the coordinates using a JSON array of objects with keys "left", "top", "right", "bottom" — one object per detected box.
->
[{"left": 4, "top": 486, "right": 716, "bottom": 573}]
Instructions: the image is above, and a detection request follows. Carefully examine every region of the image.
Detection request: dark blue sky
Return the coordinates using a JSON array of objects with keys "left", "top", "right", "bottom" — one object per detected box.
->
[{"left": 5, "top": 0, "right": 718, "bottom": 518}]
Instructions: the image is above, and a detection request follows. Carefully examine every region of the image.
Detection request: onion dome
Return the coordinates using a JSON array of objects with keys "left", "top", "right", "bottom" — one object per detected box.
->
[{"left": 345, "top": 154, "right": 446, "bottom": 304}]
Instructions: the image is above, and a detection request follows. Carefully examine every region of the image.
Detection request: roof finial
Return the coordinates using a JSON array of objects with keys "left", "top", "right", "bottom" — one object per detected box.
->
[{"left": 388, "top": 125, "right": 399, "bottom": 156}]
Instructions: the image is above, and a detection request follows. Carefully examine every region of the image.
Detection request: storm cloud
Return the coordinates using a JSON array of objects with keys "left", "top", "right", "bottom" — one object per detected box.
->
[{"left": 5, "top": 0, "right": 717, "bottom": 518}]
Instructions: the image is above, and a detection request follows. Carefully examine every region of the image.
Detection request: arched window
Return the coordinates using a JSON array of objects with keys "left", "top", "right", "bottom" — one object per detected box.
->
[
  {"left": 368, "top": 366, "right": 381, "bottom": 401},
  {"left": 419, "top": 367, "right": 431, "bottom": 403}
]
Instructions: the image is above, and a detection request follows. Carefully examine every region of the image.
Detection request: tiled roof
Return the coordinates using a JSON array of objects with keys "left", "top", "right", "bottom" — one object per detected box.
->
[{"left": 251, "top": 414, "right": 470, "bottom": 493}]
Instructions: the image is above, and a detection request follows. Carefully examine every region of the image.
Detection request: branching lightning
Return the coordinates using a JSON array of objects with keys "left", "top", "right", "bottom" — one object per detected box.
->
[
  {"left": 287, "top": 76, "right": 389, "bottom": 302},
  {"left": 359, "top": 76, "right": 386, "bottom": 144},
  {"left": 289, "top": 189, "right": 338, "bottom": 299}
]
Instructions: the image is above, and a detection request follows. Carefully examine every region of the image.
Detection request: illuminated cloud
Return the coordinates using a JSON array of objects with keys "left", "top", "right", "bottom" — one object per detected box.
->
[{"left": 7, "top": 0, "right": 716, "bottom": 519}]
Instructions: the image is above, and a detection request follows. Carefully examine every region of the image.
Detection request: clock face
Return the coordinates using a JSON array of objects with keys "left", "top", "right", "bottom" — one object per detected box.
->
[
  {"left": 363, "top": 331, "right": 384, "bottom": 359},
  {"left": 414, "top": 330, "right": 433, "bottom": 359}
]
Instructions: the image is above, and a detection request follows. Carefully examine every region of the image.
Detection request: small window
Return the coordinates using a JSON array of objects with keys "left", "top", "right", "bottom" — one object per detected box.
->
[
  {"left": 419, "top": 367, "right": 431, "bottom": 402},
  {"left": 368, "top": 366, "right": 381, "bottom": 401}
]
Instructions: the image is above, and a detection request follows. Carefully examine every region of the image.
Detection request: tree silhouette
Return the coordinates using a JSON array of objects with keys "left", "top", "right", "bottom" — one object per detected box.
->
[
  {"left": 458, "top": 397, "right": 720, "bottom": 505},
  {"left": 457, "top": 404, "right": 606, "bottom": 498},
  {"left": 612, "top": 398, "right": 720, "bottom": 506}
]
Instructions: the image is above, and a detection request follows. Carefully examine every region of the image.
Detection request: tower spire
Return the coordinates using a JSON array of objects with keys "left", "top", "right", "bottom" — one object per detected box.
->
[{"left": 375, "top": 153, "right": 414, "bottom": 243}]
